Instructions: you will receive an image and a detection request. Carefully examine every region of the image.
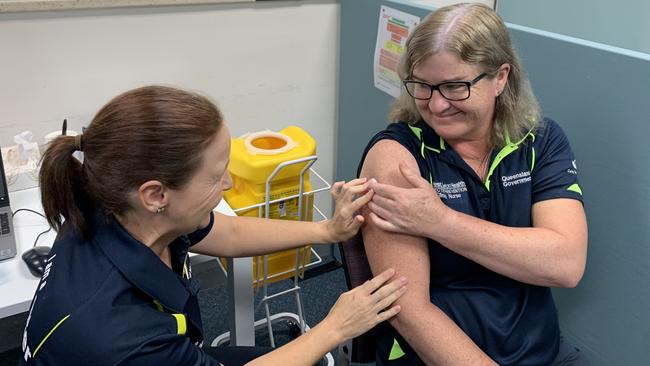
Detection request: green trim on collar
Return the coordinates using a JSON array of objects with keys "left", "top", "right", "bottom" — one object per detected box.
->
[
  {"left": 504, "top": 129, "right": 512, "bottom": 145},
  {"left": 506, "top": 127, "right": 536, "bottom": 145},
  {"left": 531, "top": 146, "right": 536, "bottom": 172},
  {"left": 424, "top": 145, "right": 441, "bottom": 153},
  {"left": 408, "top": 125, "right": 422, "bottom": 140},
  {"left": 484, "top": 129, "right": 536, "bottom": 191},
  {"left": 408, "top": 124, "right": 441, "bottom": 155},
  {"left": 485, "top": 143, "right": 520, "bottom": 191}
]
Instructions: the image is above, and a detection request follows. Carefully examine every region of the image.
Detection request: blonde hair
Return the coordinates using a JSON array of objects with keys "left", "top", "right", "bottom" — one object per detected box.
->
[{"left": 389, "top": 3, "right": 541, "bottom": 148}]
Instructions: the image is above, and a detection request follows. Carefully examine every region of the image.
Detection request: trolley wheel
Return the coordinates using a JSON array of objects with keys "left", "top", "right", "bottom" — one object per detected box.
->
[{"left": 286, "top": 320, "right": 302, "bottom": 336}]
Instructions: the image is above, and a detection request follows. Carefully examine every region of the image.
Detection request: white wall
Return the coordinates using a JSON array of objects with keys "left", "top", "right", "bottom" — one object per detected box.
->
[{"left": 0, "top": 0, "right": 339, "bottom": 215}]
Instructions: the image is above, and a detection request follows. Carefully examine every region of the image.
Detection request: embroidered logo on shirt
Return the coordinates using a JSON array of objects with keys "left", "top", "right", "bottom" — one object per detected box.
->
[
  {"left": 501, "top": 171, "right": 531, "bottom": 188},
  {"left": 433, "top": 181, "right": 467, "bottom": 199},
  {"left": 566, "top": 159, "right": 578, "bottom": 175}
]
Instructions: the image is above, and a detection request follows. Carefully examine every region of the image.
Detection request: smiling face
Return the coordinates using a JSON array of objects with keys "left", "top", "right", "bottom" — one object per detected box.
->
[
  {"left": 165, "top": 124, "right": 232, "bottom": 234},
  {"left": 411, "top": 51, "right": 507, "bottom": 146}
]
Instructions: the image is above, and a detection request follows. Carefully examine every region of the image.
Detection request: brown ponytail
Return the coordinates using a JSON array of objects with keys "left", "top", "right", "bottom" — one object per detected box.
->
[
  {"left": 39, "top": 85, "right": 224, "bottom": 238},
  {"left": 40, "top": 136, "right": 87, "bottom": 234}
]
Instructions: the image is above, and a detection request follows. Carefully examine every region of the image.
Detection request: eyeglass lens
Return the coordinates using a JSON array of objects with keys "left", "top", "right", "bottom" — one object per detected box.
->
[{"left": 405, "top": 81, "right": 470, "bottom": 101}]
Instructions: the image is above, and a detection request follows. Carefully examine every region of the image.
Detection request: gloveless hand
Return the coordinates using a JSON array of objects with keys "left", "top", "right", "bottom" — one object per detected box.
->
[
  {"left": 327, "top": 178, "right": 374, "bottom": 242},
  {"left": 323, "top": 268, "right": 406, "bottom": 342},
  {"left": 367, "top": 162, "right": 450, "bottom": 237}
]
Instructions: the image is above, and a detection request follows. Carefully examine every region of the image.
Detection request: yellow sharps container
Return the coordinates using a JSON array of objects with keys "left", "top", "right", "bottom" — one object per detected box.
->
[{"left": 222, "top": 126, "right": 316, "bottom": 286}]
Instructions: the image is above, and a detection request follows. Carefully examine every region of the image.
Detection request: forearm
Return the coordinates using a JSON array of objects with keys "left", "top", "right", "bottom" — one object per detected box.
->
[
  {"left": 391, "top": 304, "right": 496, "bottom": 366},
  {"left": 245, "top": 318, "right": 341, "bottom": 366},
  {"left": 432, "top": 209, "right": 585, "bottom": 287},
  {"left": 198, "top": 213, "right": 332, "bottom": 258}
]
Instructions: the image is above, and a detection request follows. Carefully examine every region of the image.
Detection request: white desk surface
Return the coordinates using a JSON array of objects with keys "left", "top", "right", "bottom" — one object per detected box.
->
[
  {"left": 0, "top": 187, "right": 254, "bottom": 346},
  {"left": 0, "top": 188, "right": 57, "bottom": 318}
]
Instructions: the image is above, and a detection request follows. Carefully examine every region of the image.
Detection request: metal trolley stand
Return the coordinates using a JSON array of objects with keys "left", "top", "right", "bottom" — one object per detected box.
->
[{"left": 212, "top": 156, "right": 334, "bottom": 365}]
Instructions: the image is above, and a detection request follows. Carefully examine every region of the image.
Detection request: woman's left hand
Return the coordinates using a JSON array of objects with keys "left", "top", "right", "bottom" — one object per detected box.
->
[
  {"left": 323, "top": 268, "right": 405, "bottom": 343},
  {"left": 367, "top": 162, "right": 450, "bottom": 237},
  {"left": 326, "top": 178, "right": 374, "bottom": 242}
]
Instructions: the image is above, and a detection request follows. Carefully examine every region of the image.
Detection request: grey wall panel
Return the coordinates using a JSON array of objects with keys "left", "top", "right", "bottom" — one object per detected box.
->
[
  {"left": 336, "top": 0, "right": 430, "bottom": 182},
  {"left": 498, "top": 0, "right": 650, "bottom": 54},
  {"left": 510, "top": 25, "right": 650, "bottom": 365}
]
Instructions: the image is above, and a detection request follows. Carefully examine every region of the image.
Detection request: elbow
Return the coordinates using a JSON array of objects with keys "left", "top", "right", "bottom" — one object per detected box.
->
[
  {"left": 551, "top": 237, "right": 587, "bottom": 288},
  {"left": 552, "top": 261, "right": 586, "bottom": 288},
  {"left": 557, "top": 267, "right": 585, "bottom": 288}
]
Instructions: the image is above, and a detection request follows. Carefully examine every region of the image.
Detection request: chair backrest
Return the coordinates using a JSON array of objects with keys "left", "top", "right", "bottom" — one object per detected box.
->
[{"left": 338, "top": 232, "right": 376, "bottom": 363}]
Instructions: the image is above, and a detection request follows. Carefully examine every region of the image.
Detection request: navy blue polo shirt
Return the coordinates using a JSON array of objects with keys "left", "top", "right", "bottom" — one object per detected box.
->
[
  {"left": 358, "top": 118, "right": 583, "bottom": 366},
  {"left": 19, "top": 210, "right": 219, "bottom": 366}
]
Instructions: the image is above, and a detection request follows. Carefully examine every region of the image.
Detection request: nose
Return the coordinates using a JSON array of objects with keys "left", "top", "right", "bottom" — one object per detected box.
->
[
  {"left": 223, "top": 170, "right": 233, "bottom": 191},
  {"left": 426, "top": 90, "right": 451, "bottom": 112}
]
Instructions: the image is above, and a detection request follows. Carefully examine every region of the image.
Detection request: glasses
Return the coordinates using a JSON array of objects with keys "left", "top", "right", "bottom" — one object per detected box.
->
[{"left": 403, "top": 73, "right": 488, "bottom": 101}]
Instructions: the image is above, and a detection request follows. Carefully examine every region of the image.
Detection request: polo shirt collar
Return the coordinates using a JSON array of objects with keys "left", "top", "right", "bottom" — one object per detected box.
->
[
  {"left": 412, "top": 121, "right": 446, "bottom": 153},
  {"left": 411, "top": 121, "right": 486, "bottom": 181},
  {"left": 93, "top": 213, "right": 191, "bottom": 313}
]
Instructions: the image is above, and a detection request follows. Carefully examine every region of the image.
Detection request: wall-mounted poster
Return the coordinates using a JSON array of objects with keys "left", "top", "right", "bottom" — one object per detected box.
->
[{"left": 373, "top": 6, "right": 420, "bottom": 98}]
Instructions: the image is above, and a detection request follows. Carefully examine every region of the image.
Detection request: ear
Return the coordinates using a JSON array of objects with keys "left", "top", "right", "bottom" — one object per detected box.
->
[
  {"left": 137, "top": 180, "right": 169, "bottom": 215},
  {"left": 494, "top": 63, "right": 511, "bottom": 96}
]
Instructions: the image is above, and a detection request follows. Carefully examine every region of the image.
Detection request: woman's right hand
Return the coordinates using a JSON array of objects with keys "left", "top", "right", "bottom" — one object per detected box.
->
[
  {"left": 368, "top": 162, "right": 450, "bottom": 237},
  {"left": 322, "top": 268, "right": 406, "bottom": 342},
  {"left": 326, "top": 178, "right": 375, "bottom": 243}
]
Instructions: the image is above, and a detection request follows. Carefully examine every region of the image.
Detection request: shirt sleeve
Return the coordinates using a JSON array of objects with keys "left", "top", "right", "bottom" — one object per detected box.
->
[
  {"left": 116, "top": 335, "right": 221, "bottom": 366},
  {"left": 186, "top": 211, "right": 215, "bottom": 246},
  {"left": 531, "top": 118, "right": 584, "bottom": 204}
]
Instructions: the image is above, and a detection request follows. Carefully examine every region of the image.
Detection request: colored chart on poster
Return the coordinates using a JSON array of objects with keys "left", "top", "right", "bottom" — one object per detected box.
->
[{"left": 373, "top": 6, "right": 420, "bottom": 97}]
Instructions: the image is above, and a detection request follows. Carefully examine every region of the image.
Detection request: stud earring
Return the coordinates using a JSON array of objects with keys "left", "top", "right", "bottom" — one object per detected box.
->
[{"left": 156, "top": 206, "right": 166, "bottom": 214}]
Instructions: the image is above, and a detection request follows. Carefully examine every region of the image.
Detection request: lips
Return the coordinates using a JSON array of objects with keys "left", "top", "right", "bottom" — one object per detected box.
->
[{"left": 434, "top": 110, "right": 463, "bottom": 121}]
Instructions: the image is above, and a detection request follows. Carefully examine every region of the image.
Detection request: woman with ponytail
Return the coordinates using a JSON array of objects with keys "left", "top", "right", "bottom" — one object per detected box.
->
[{"left": 21, "top": 85, "right": 406, "bottom": 366}]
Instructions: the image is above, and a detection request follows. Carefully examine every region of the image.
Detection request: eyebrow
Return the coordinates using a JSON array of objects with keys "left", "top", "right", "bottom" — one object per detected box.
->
[{"left": 411, "top": 74, "right": 470, "bottom": 83}]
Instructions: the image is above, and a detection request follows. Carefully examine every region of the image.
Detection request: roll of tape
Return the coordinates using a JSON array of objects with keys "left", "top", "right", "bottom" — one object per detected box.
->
[{"left": 244, "top": 130, "right": 297, "bottom": 155}]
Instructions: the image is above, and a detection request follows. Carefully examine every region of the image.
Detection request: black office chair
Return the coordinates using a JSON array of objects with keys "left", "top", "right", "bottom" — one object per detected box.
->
[{"left": 337, "top": 232, "right": 377, "bottom": 365}]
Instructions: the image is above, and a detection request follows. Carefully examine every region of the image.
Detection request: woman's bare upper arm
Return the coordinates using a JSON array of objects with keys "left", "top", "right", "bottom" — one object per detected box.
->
[
  {"left": 190, "top": 212, "right": 236, "bottom": 257},
  {"left": 360, "top": 140, "right": 431, "bottom": 305},
  {"left": 532, "top": 198, "right": 588, "bottom": 280},
  {"left": 532, "top": 198, "right": 587, "bottom": 244}
]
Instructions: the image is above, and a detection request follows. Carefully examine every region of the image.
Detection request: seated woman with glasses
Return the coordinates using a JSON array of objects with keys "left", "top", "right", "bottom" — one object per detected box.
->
[{"left": 357, "top": 3, "right": 587, "bottom": 365}]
